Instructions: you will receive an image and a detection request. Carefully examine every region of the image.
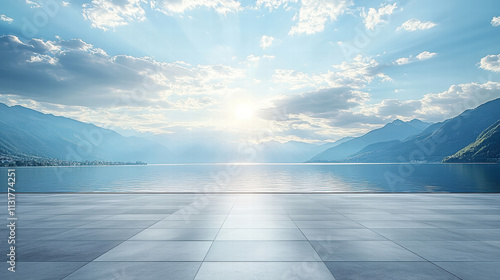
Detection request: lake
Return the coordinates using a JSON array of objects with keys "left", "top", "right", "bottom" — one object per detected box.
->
[{"left": 2, "top": 163, "right": 500, "bottom": 193}]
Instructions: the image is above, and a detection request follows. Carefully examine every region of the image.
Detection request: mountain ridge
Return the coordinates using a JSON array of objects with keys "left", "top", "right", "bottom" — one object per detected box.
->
[
  {"left": 308, "top": 119, "right": 432, "bottom": 162},
  {"left": 443, "top": 119, "right": 500, "bottom": 163},
  {"left": 340, "top": 98, "right": 500, "bottom": 163},
  {"left": 0, "top": 103, "right": 172, "bottom": 163}
]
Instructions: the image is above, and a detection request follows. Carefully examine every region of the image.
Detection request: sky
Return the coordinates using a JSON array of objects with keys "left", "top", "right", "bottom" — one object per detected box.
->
[{"left": 0, "top": 0, "right": 499, "bottom": 146}]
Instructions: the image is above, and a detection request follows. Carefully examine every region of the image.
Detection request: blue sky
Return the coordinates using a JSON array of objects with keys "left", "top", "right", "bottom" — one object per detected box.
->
[{"left": 0, "top": 0, "right": 499, "bottom": 145}]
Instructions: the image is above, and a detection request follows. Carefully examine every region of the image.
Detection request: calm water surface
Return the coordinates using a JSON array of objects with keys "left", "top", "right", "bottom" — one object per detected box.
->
[{"left": 2, "top": 163, "right": 500, "bottom": 193}]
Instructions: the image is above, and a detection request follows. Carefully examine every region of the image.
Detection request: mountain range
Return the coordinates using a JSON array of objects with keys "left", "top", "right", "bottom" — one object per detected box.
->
[
  {"left": 309, "top": 119, "right": 432, "bottom": 162},
  {"left": 1, "top": 98, "right": 499, "bottom": 164},
  {"left": 0, "top": 103, "right": 171, "bottom": 163},
  {"left": 309, "top": 98, "right": 500, "bottom": 163},
  {"left": 443, "top": 119, "right": 500, "bottom": 163},
  {"left": 0, "top": 102, "right": 350, "bottom": 164}
]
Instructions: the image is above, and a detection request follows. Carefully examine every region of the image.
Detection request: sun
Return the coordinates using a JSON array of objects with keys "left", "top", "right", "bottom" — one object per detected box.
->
[{"left": 234, "top": 103, "right": 254, "bottom": 121}]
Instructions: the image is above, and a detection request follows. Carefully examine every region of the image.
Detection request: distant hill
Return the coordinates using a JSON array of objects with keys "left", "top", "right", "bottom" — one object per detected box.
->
[
  {"left": 168, "top": 139, "right": 352, "bottom": 163},
  {"left": 443, "top": 119, "right": 500, "bottom": 163},
  {"left": 0, "top": 103, "right": 171, "bottom": 163},
  {"left": 343, "top": 140, "right": 402, "bottom": 162},
  {"left": 250, "top": 139, "right": 354, "bottom": 163},
  {"left": 308, "top": 119, "right": 431, "bottom": 162},
  {"left": 341, "top": 98, "right": 500, "bottom": 163},
  {"left": 318, "top": 137, "right": 355, "bottom": 151}
]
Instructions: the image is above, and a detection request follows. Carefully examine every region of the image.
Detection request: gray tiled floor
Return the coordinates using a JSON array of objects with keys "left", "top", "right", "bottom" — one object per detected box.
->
[{"left": 1, "top": 193, "right": 500, "bottom": 279}]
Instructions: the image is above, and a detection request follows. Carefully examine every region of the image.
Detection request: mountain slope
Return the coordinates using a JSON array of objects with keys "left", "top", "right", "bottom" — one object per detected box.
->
[
  {"left": 443, "top": 119, "right": 500, "bottom": 163},
  {"left": 309, "top": 119, "right": 431, "bottom": 162},
  {"left": 0, "top": 103, "right": 171, "bottom": 163},
  {"left": 343, "top": 98, "right": 500, "bottom": 163},
  {"left": 343, "top": 140, "right": 402, "bottom": 162}
]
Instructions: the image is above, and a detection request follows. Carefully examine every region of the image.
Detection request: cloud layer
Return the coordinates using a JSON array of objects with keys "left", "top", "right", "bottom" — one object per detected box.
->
[
  {"left": 260, "top": 35, "right": 275, "bottom": 49},
  {"left": 492, "top": 16, "right": 500, "bottom": 27},
  {"left": 289, "top": 0, "right": 352, "bottom": 35},
  {"left": 397, "top": 18, "right": 436, "bottom": 31},
  {"left": 394, "top": 51, "right": 437, "bottom": 65},
  {"left": 83, "top": 0, "right": 241, "bottom": 30},
  {"left": 362, "top": 3, "right": 397, "bottom": 30},
  {"left": 0, "top": 35, "right": 243, "bottom": 107},
  {"left": 479, "top": 54, "right": 500, "bottom": 72},
  {"left": 83, "top": 0, "right": 146, "bottom": 31},
  {"left": 0, "top": 14, "right": 13, "bottom": 23}
]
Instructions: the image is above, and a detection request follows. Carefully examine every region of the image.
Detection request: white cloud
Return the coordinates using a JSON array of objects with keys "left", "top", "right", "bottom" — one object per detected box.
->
[
  {"left": 376, "top": 99, "right": 422, "bottom": 117},
  {"left": 394, "top": 51, "right": 437, "bottom": 65},
  {"left": 331, "top": 55, "right": 391, "bottom": 87},
  {"left": 261, "top": 87, "right": 367, "bottom": 118},
  {"left": 172, "top": 96, "right": 218, "bottom": 110},
  {"left": 416, "top": 51, "right": 436, "bottom": 60},
  {"left": 242, "top": 54, "right": 275, "bottom": 67},
  {"left": 0, "top": 15, "right": 13, "bottom": 24},
  {"left": 273, "top": 69, "right": 326, "bottom": 90},
  {"left": 260, "top": 35, "right": 275, "bottom": 49},
  {"left": 0, "top": 35, "right": 245, "bottom": 108},
  {"left": 246, "top": 54, "right": 261, "bottom": 63},
  {"left": 83, "top": 0, "right": 242, "bottom": 30},
  {"left": 83, "top": 0, "right": 147, "bottom": 31},
  {"left": 396, "top": 18, "right": 437, "bottom": 31},
  {"left": 257, "top": 0, "right": 297, "bottom": 11},
  {"left": 370, "top": 81, "right": 500, "bottom": 122},
  {"left": 62, "top": 1, "right": 70, "bottom": 7},
  {"left": 416, "top": 81, "right": 500, "bottom": 121},
  {"left": 275, "top": 55, "right": 389, "bottom": 90},
  {"left": 394, "top": 57, "right": 410, "bottom": 65},
  {"left": 58, "top": 38, "right": 93, "bottom": 51},
  {"left": 151, "top": 0, "right": 241, "bottom": 15},
  {"left": 479, "top": 54, "right": 500, "bottom": 72},
  {"left": 362, "top": 3, "right": 397, "bottom": 30},
  {"left": 264, "top": 55, "right": 390, "bottom": 129},
  {"left": 25, "top": 0, "right": 41, "bottom": 8},
  {"left": 289, "top": 0, "right": 352, "bottom": 35},
  {"left": 27, "top": 53, "right": 58, "bottom": 65},
  {"left": 492, "top": 16, "right": 500, "bottom": 27}
]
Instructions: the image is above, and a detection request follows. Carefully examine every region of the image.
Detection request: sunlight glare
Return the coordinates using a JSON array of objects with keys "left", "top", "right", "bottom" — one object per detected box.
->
[{"left": 234, "top": 103, "right": 254, "bottom": 121}]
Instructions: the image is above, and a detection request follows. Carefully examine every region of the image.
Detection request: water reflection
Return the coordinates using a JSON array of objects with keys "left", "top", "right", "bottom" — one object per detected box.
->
[{"left": 1, "top": 163, "right": 499, "bottom": 193}]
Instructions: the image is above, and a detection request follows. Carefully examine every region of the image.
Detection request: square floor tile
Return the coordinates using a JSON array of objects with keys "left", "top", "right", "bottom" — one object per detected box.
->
[
  {"left": 447, "top": 229, "right": 500, "bottom": 241},
  {"left": 95, "top": 241, "right": 212, "bottom": 261},
  {"left": 289, "top": 214, "right": 349, "bottom": 221},
  {"left": 216, "top": 228, "right": 306, "bottom": 240},
  {"left": 130, "top": 228, "right": 219, "bottom": 240},
  {"left": 205, "top": 241, "right": 321, "bottom": 261},
  {"left": 372, "top": 228, "right": 474, "bottom": 241},
  {"left": 18, "top": 241, "right": 121, "bottom": 262},
  {"left": 0, "top": 262, "right": 87, "bottom": 280},
  {"left": 357, "top": 220, "right": 436, "bottom": 228},
  {"left": 104, "top": 214, "right": 167, "bottom": 220},
  {"left": 44, "top": 228, "right": 144, "bottom": 240},
  {"left": 311, "top": 241, "right": 423, "bottom": 261},
  {"left": 434, "top": 262, "right": 500, "bottom": 280},
  {"left": 164, "top": 214, "right": 227, "bottom": 221},
  {"left": 326, "top": 262, "right": 460, "bottom": 280},
  {"left": 225, "top": 214, "right": 292, "bottom": 221},
  {"left": 64, "top": 262, "right": 200, "bottom": 280},
  {"left": 20, "top": 220, "right": 93, "bottom": 228},
  {"left": 398, "top": 241, "right": 500, "bottom": 261},
  {"left": 11, "top": 228, "right": 71, "bottom": 241},
  {"left": 79, "top": 220, "right": 157, "bottom": 228},
  {"left": 302, "top": 229, "right": 385, "bottom": 241},
  {"left": 295, "top": 221, "right": 364, "bottom": 229},
  {"left": 222, "top": 220, "right": 297, "bottom": 229},
  {"left": 195, "top": 262, "right": 335, "bottom": 280},
  {"left": 151, "top": 220, "right": 225, "bottom": 229}
]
